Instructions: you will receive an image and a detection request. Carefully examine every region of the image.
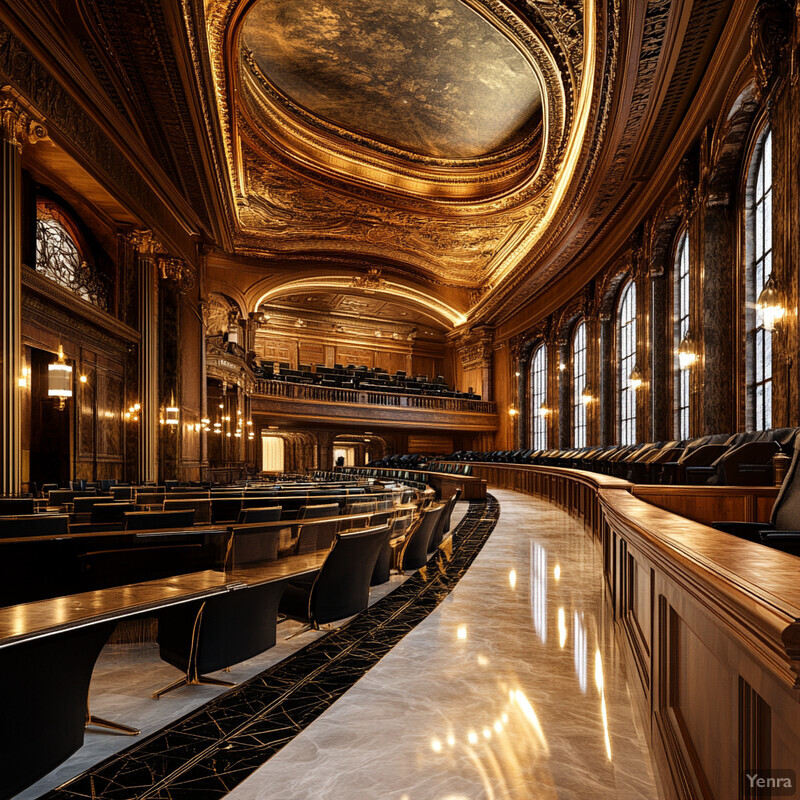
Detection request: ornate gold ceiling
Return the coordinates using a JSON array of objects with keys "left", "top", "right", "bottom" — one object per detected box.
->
[{"left": 204, "top": 0, "right": 588, "bottom": 293}]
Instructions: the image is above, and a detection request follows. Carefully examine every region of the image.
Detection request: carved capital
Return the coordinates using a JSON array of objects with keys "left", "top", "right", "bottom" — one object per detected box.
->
[
  {"left": 751, "top": 0, "right": 793, "bottom": 99},
  {"left": 0, "top": 86, "right": 47, "bottom": 150},
  {"left": 158, "top": 256, "right": 197, "bottom": 293},
  {"left": 128, "top": 229, "right": 165, "bottom": 257}
]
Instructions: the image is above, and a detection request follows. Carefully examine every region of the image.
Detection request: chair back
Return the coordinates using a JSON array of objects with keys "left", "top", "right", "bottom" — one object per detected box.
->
[
  {"left": 0, "top": 514, "right": 69, "bottom": 537},
  {"left": 297, "top": 502, "right": 339, "bottom": 520},
  {"left": 164, "top": 498, "right": 211, "bottom": 524},
  {"left": 211, "top": 497, "right": 243, "bottom": 523},
  {"left": 772, "top": 439, "right": 800, "bottom": 530},
  {"left": 294, "top": 518, "right": 342, "bottom": 554},
  {"left": 0, "top": 498, "right": 34, "bottom": 515},
  {"left": 401, "top": 504, "right": 444, "bottom": 570},
  {"left": 135, "top": 492, "right": 166, "bottom": 508},
  {"left": 237, "top": 506, "right": 282, "bottom": 524},
  {"left": 309, "top": 525, "right": 390, "bottom": 624},
  {"left": 124, "top": 509, "right": 196, "bottom": 530},
  {"left": 91, "top": 502, "right": 135, "bottom": 524},
  {"left": 229, "top": 523, "right": 281, "bottom": 565},
  {"left": 72, "top": 495, "right": 114, "bottom": 515}
]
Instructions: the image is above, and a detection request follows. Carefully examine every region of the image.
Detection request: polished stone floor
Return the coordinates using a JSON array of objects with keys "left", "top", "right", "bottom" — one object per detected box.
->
[{"left": 226, "top": 489, "right": 659, "bottom": 800}]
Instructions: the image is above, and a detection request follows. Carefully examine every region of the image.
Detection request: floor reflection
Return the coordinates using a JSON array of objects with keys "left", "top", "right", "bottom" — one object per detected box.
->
[{"left": 226, "top": 488, "right": 659, "bottom": 800}]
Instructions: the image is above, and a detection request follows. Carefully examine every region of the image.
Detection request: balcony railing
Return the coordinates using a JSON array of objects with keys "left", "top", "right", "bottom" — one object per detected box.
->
[{"left": 254, "top": 379, "right": 496, "bottom": 414}]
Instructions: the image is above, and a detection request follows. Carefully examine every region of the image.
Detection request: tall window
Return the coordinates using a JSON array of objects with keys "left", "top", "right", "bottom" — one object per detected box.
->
[
  {"left": 572, "top": 322, "right": 587, "bottom": 448},
  {"left": 748, "top": 129, "right": 773, "bottom": 431},
  {"left": 529, "top": 344, "right": 547, "bottom": 449},
  {"left": 618, "top": 282, "right": 637, "bottom": 445},
  {"left": 674, "top": 232, "right": 690, "bottom": 439}
]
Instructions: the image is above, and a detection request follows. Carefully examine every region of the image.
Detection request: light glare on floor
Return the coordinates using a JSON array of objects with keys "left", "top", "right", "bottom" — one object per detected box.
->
[
  {"left": 508, "top": 568, "right": 516, "bottom": 588},
  {"left": 457, "top": 625, "right": 467, "bottom": 640},
  {"left": 431, "top": 737, "right": 442, "bottom": 753},
  {"left": 467, "top": 730, "right": 478, "bottom": 745},
  {"left": 554, "top": 564, "right": 561, "bottom": 581}
]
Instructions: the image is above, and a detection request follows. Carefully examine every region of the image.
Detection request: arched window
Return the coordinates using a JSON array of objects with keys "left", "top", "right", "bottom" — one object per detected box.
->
[
  {"left": 674, "top": 231, "right": 690, "bottom": 439},
  {"left": 747, "top": 128, "right": 773, "bottom": 431},
  {"left": 572, "top": 322, "right": 587, "bottom": 448},
  {"left": 529, "top": 344, "right": 547, "bottom": 449},
  {"left": 617, "top": 281, "right": 637, "bottom": 445},
  {"left": 35, "top": 200, "right": 109, "bottom": 310}
]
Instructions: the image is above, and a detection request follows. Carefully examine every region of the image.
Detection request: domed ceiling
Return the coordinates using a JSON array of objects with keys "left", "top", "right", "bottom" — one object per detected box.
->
[
  {"left": 205, "top": 0, "right": 589, "bottom": 311},
  {"left": 240, "top": 0, "right": 543, "bottom": 160}
]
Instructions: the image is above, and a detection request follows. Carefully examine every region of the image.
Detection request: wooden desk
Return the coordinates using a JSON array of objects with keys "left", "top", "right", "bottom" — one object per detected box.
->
[{"left": 0, "top": 552, "right": 326, "bottom": 799}]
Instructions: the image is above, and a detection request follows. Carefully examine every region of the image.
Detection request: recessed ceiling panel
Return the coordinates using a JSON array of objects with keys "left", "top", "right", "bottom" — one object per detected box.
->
[{"left": 240, "top": 0, "right": 543, "bottom": 159}]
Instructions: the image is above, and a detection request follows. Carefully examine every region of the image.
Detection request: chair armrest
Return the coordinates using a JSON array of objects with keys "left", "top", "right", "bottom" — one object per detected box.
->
[
  {"left": 712, "top": 521, "right": 774, "bottom": 541},
  {"left": 679, "top": 444, "right": 729, "bottom": 466}
]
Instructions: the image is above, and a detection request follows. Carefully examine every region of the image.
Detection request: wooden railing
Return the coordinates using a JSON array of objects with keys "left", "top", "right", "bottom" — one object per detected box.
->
[
  {"left": 449, "top": 462, "right": 800, "bottom": 800},
  {"left": 254, "top": 379, "right": 496, "bottom": 414}
]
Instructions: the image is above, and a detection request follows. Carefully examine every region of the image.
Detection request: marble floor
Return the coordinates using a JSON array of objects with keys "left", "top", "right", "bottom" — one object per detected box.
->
[{"left": 226, "top": 489, "right": 659, "bottom": 800}]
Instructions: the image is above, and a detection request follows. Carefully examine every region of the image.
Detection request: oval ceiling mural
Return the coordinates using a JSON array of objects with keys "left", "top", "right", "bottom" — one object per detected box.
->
[{"left": 240, "top": 0, "right": 543, "bottom": 160}]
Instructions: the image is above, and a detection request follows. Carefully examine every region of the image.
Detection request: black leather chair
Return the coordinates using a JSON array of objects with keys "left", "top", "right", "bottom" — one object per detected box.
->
[
  {"left": 72, "top": 495, "right": 115, "bottom": 518},
  {"left": 0, "top": 514, "right": 69, "bottom": 537},
  {"left": 429, "top": 492, "right": 460, "bottom": 552},
  {"left": 296, "top": 502, "right": 339, "bottom": 520},
  {"left": 237, "top": 506, "right": 282, "bottom": 524},
  {"left": 398, "top": 504, "right": 444, "bottom": 571},
  {"left": 211, "top": 498, "right": 243, "bottom": 523},
  {"left": 124, "top": 509, "right": 196, "bottom": 530},
  {"left": 713, "top": 439, "right": 800, "bottom": 549},
  {"left": 279, "top": 524, "right": 390, "bottom": 628},
  {"left": 91, "top": 502, "right": 135, "bottom": 525},
  {"left": 0, "top": 498, "right": 34, "bottom": 515}
]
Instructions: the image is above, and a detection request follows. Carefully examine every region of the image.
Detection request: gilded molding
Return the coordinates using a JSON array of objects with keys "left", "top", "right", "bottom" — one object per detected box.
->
[{"left": 0, "top": 86, "right": 47, "bottom": 149}]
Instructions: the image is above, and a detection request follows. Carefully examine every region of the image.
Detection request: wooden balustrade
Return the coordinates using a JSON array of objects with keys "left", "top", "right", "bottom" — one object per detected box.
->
[
  {"left": 254, "top": 379, "right": 497, "bottom": 414},
  {"left": 449, "top": 461, "right": 800, "bottom": 799}
]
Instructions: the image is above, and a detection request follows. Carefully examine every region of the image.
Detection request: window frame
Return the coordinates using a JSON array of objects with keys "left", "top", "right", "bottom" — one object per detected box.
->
[
  {"left": 617, "top": 281, "right": 637, "bottom": 446},
  {"left": 673, "top": 230, "right": 691, "bottom": 439},
  {"left": 529, "top": 343, "right": 548, "bottom": 450},
  {"left": 571, "top": 321, "right": 587, "bottom": 448}
]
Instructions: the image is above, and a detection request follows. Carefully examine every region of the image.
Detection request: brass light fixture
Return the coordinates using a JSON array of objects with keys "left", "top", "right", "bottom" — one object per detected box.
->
[
  {"left": 678, "top": 332, "right": 697, "bottom": 370},
  {"left": 508, "top": 406, "right": 518, "bottom": 418},
  {"left": 756, "top": 273, "right": 786, "bottom": 331},
  {"left": 165, "top": 392, "right": 179, "bottom": 426},
  {"left": 628, "top": 364, "right": 643, "bottom": 391},
  {"left": 581, "top": 385, "right": 595, "bottom": 405},
  {"left": 48, "top": 345, "right": 73, "bottom": 409},
  {"left": 539, "top": 403, "right": 551, "bottom": 417}
]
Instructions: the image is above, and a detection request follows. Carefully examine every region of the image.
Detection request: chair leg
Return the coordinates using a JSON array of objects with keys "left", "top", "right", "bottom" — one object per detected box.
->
[
  {"left": 87, "top": 715, "right": 140, "bottom": 736},
  {"left": 85, "top": 700, "right": 140, "bottom": 735},
  {"left": 152, "top": 673, "right": 236, "bottom": 700},
  {"left": 285, "top": 623, "right": 314, "bottom": 640}
]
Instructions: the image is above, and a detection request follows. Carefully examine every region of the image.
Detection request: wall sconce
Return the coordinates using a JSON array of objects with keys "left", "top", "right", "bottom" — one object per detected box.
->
[
  {"left": 514, "top": 371, "right": 520, "bottom": 377},
  {"left": 581, "top": 385, "right": 595, "bottom": 405},
  {"left": 628, "top": 364, "right": 643, "bottom": 391},
  {"left": 756, "top": 273, "right": 786, "bottom": 331},
  {"left": 125, "top": 403, "right": 140, "bottom": 422},
  {"left": 678, "top": 332, "right": 697, "bottom": 370},
  {"left": 165, "top": 392, "right": 179, "bottom": 426},
  {"left": 539, "top": 403, "right": 551, "bottom": 417},
  {"left": 79, "top": 374, "right": 88, "bottom": 384},
  {"left": 18, "top": 367, "right": 29, "bottom": 389},
  {"left": 558, "top": 362, "right": 566, "bottom": 371},
  {"left": 48, "top": 346, "right": 73, "bottom": 409},
  {"left": 508, "top": 406, "right": 518, "bottom": 418}
]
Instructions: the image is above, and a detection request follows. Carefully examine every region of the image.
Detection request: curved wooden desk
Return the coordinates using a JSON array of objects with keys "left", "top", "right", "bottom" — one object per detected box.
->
[{"left": 450, "top": 462, "right": 800, "bottom": 800}]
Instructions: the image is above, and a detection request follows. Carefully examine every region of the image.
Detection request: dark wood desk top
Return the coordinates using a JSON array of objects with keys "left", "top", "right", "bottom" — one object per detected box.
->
[{"left": 0, "top": 551, "right": 326, "bottom": 649}]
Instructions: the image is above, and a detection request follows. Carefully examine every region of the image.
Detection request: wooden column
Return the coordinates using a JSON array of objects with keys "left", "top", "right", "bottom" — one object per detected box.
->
[
  {"left": 129, "top": 231, "right": 161, "bottom": 484},
  {"left": 0, "top": 89, "right": 46, "bottom": 495}
]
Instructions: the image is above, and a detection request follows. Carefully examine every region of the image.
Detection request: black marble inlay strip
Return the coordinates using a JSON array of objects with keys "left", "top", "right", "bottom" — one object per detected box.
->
[{"left": 39, "top": 496, "right": 500, "bottom": 800}]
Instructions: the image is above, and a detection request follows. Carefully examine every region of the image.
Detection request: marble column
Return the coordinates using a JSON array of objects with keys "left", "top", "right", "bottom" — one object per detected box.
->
[
  {"left": 700, "top": 199, "right": 734, "bottom": 435},
  {"left": 515, "top": 354, "right": 526, "bottom": 449},
  {"left": 557, "top": 339, "right": 570, "bottom": 448},
  {"left": 0, "top": 89, "right": 46, "bottom": 495},
  {"left": 129, "top": 231, "right": 161, "bottom": 484},
  {"left": 649, "top": 268, "right": 669, "bottom": 440},
  {"left": 599, "top": 315, "right": 614, "bottom": 445}
]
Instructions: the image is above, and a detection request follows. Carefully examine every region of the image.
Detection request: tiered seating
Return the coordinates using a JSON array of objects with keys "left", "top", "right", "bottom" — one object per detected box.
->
[
  {"left": 253, "top": 360, "right": 481, "bottom": 400},
  {"left": 438, "top": 427, "right": 800, "bottom": 486}
]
